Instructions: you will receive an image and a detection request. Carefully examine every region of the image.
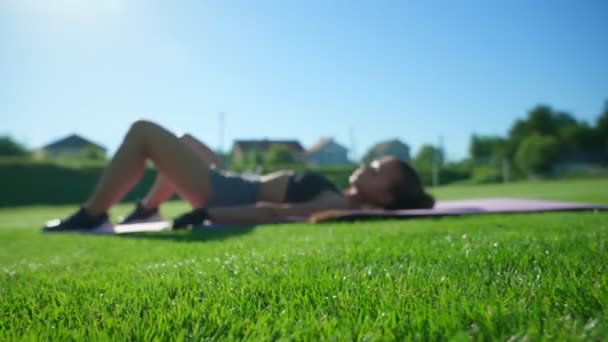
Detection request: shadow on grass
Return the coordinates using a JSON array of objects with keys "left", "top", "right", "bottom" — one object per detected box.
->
[{"left": 117, "top": 224, "right": 256, "bottom": 243}]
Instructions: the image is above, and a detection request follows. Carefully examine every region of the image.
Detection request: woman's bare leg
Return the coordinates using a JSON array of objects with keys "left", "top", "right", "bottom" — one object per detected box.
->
[
  {"left": 140, "top": 134, "right": 224, "bottom": 209},
  {"left": 83, "top": 120, "right": 211, "bottom": 216}
]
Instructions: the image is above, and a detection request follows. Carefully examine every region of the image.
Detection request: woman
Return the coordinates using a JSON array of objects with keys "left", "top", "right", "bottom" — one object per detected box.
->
[{"left": 43, "top": 120, "right": 434, "bottom": 232}]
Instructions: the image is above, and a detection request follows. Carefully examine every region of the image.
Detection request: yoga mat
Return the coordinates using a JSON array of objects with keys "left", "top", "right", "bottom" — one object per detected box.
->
[
  {"left": 89, "top": 221, "right": 172, "bottom": 234},
  {"left": 80, "top": 198, "right": 608, "bottom": 234},
  {"left": 311, "top": 198, "right": 608, "bottom": 223}
]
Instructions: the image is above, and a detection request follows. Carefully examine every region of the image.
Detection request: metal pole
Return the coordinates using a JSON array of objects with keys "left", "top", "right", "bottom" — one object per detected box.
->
[
  {"left": 502, "top": 158, "right": 510, "bottom": 183},
  {"left": 433, "top": 135, "right": 443, "bottom": 187},
  {"left": 219, "top": 112, "right": 225, "bottom": 153},
  {"left": 349, "top": 126, "right": 356, "bottom": 163}
]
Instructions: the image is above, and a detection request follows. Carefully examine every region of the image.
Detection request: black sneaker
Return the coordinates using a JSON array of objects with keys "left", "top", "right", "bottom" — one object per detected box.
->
[
  {"left": 118, "top": 202, "right": 163, "bottom": 225},
  {"left": 172, "top": 208, "right": 209, "bottom": 230},
  {"left": 43, "top": 207, "right": 112, "bottom": 233}
]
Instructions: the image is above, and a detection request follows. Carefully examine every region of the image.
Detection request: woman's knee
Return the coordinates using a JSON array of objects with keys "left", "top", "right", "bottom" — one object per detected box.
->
[
  {"left": 127, "top": 120, "right": 164, "bottom": 143},
  {"left": 130, "top": 119, "right": 156, "bottom": 133},
  {"left": 180, "top": 133, "right": 194, "bottom": 141},
  {"left": 180, "top": 134, "right": 204, "bottom": 149}
]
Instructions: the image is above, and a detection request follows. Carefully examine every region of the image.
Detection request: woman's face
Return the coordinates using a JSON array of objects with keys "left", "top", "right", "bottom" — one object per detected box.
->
[{"left": 349, "top": 156, "right": 405, "bottom": 206}]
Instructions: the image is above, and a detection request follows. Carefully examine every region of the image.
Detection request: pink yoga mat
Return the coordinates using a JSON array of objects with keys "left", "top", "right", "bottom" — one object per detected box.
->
[
  {"left": 311, "top": 198, "right": 608, "bottom": 223},
  {"left": 93, "top": 198, "right": 607, "bottom": 233}
]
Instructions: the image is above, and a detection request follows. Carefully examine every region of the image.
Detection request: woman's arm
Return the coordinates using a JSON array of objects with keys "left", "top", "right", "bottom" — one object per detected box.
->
[{"left": 207, "top": 193, "right": 345, "bottom": 224}]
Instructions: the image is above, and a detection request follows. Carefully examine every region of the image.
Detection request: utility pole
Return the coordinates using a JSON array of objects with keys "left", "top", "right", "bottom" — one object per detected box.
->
[
  {"left": 349, "top": 126, "right": 356, "bottom": 163},
  {"left": 218, "top": 112, "right": 225, "bottom": 153},
  {"left": 502, "top": 158, "right": 510, "bottom": 183},
  {"left": 432, "top": 135, "right": 443, "bottom": 187}
]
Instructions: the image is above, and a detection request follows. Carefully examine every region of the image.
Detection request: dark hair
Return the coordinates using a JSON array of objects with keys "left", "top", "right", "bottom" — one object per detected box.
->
[{"left": 385, "top": 160, "right": 435, "bottom": 210}]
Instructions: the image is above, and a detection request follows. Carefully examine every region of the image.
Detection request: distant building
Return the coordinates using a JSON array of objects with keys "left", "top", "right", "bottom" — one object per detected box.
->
[
  {"left": 38, "top": 134, "right": 106, "bottom": 159},
  {"left": 306, "top": 138, "right": 350, "bottom": 166},
  {"left": 362, "top": 139, "right": 410, "bottom": 163},
  {"left": 551, "top": 150, "right": 608, "bottom": 174},
  {"left": 231, "top": 139, "right": 305, "bottom": 164}
]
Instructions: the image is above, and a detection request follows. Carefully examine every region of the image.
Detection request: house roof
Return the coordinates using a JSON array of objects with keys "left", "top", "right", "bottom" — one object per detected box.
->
[
  {"left": 307, "top": 137, "right": 332, "bottom": 153},
  {"left": 368, "top": 138, "right": 409, "bottom": 155},
  {"left": 306, "top": 137, "right": 348, "bottom": 154},
  {"left": 233, "top": 139, "right": 304, "bottom": 153},
  {"left": 42, "top": 134, "right": 106, "bottom": 151},
  {"left": 308, "top": 137, "right": 332, "bottom": 153}
]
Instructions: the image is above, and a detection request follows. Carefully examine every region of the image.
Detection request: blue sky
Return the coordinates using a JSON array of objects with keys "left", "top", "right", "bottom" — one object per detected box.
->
[{"left": 1, "top": 0, "right": 607, "bottom": 161}]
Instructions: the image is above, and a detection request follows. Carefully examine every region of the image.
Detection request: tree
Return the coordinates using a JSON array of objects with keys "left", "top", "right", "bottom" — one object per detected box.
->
[
  {"left": 246, "top": 150, "right": 264, "bottom": 167},
  {"left": 596, "top": 101, "right": 608, "bottom": 151},
  {"left": 0, "top": 136, "right": 28, "bottom": 157},
  {"left": 506, "top": 105, "right": 583, "bottom": 158},
  {"left": 80, "top": 145, "right": 107, "bottom": 161},
  {"left": 469, "top": 135, "right": 506, "bottom": 163},
  {"left": 514, "top": 134, "right": 560, "bottom": 175},
  {"left": 557, "top": 122, "right": 599, "bottom": 151},
  {"left": 413, "top": 144, "right": 443, "bottom": 170},
  {"left": 508, "top": 105, "right": 554, "bottom": 138},
  {"left": 264, "top": 144, "right": 295, "bottom": 166}
]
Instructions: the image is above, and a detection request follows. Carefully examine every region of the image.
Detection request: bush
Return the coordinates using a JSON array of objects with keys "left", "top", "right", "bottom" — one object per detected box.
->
[
  {"left": 264, "top": 144, "right": 296, "bottom": 166},
  {"left": 80, "top": 145, "right": 107, "bottom": 161},
  {"left": 0, "top": 158, "right": 157, "bottom": 207},
  {"left": 0, "top": 158, "right": 360, "bottom": 207},
  {"left": 470, "top": 165, "right": 503, "bottom": 184},
  {"left": 412, "top": 162, "right": 472, "bottom": 187},
  {"left": 515, "top": 134, "right": 560, "bottom": 176},
  {"left": 0, "top": 136, "right": 28, "bottom": 157}
]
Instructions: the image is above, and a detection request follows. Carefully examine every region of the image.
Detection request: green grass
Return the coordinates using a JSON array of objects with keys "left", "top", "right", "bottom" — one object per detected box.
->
[
  {"left": 431, "top": 177, "right": 608, "bottom": 204},
  {"left": 1, "top": 179, "right": 608, "bottom": 340}
]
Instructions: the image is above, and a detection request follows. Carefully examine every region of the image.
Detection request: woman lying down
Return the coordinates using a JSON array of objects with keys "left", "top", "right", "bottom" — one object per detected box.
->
[{"left": 43, "top": 120, "right": 434, "bottom": 232}]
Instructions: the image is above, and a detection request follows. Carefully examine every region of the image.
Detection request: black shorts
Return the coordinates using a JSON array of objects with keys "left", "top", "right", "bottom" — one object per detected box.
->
[{"left": 206, "top": 169, "right": 261, "bottom": 207}]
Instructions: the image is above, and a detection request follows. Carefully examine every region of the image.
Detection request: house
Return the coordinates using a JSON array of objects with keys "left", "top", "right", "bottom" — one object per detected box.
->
[
  {"left": 306, "top": 138, "right": 350, "bottom": 166},
  {"left": 231, "top": 139, "right": 305, "bottom": 164},
  {"left": 362, "top": 139, "right": 411, "bottom": 163},
  {"left": 39, "top": 134, "right": 106, "bottom": 159}
]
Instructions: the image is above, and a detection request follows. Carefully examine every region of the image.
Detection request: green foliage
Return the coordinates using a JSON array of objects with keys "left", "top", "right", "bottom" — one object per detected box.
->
[
  {"left": 470, "top": 164, "right": 503, "bottom": 184},
  {"left": 263, "top": 144, "right": 296, "bottom": 166},
  {"left": 412, "top": 161, "right": 472, "bottom": 187},
  {"left": 469, "top": 135, "right": 506, "bottom": 163},
  {"left": 509, "top": 106, "right": 576, "bottom": 139},
  {"left": 468, "top": 100, "right": 608, "bottom": 180},
  {"left": 557, "top": 123, "right": 598, "bottom": 150},
  {"left": 246, "top": 150, "right": 264, "bottom": 166},
  {"left": 515, "top": 134, "right": 560, "bottom": 175},
  {"left": 0, "top": 158, "right": 157, "bottom": 207},
  {"left": 0, "top": 136, "right": 28, "bottom": 157},
  {"left": 230, "top": 150, "right": 263, "bottom": 171},
  {"left": 0, "top": 158, "right": 358, "bottom": 206},
  {"left": 597, "top": 103, "right": 608, "bottom": 150},
  {"left": 80, "top": 145, "right": 107, "bottom": 161},
  {"left": 505, "top": 104, "right": 608, "bottom": 159},
  {"left": 413, "top": 144, "right": 443, "bottom": 170}
]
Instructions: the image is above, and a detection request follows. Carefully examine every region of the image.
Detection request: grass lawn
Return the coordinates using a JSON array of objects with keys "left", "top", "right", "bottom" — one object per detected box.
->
[{"left": 1, "top": 178, "right": 607, "bottom": 340}]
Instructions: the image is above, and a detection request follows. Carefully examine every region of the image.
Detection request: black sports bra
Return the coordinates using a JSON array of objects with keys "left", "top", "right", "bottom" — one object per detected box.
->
[{"left": 284, "top": 172, "right": 340, "bottom": 203}]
